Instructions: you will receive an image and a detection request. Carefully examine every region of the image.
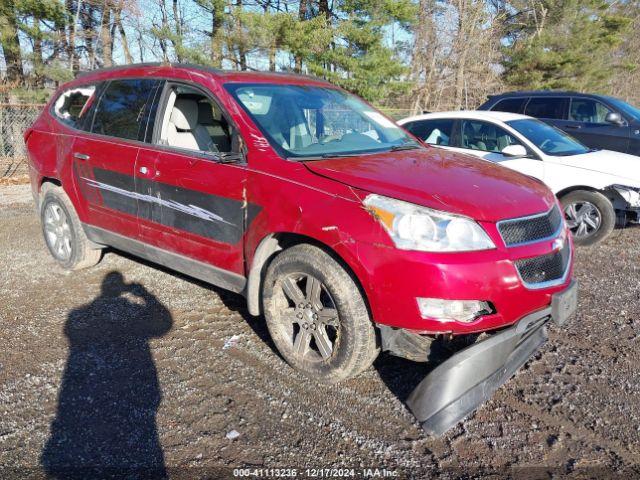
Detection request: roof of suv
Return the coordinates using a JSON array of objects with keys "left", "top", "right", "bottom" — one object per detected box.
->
[
  {"left": 71, "top": 62, "right": 332, "bottom": 87},
  {"left": 488, "top": 90, "right": 606, "bottom": 99}
]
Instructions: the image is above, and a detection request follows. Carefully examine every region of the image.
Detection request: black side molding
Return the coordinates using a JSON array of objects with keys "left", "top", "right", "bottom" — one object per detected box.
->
[{"left": 83, "top": 224, "right": 247, "bottom": 294}]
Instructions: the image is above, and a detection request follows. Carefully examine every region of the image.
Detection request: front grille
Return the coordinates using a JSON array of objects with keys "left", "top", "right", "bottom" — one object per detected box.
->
[
  {"left": 498, "top": 205, "right": 563, "bottom": 246},
  {"left": 515, "top": 241, "right": 571, "bottom": 287}
]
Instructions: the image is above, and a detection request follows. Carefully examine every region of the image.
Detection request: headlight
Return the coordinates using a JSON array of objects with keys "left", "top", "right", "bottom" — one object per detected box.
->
[{"left": 364, "top": 194, "right": 495, "bottom": 252}]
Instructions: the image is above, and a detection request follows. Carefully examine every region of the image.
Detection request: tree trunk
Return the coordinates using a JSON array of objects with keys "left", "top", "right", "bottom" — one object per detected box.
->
[
  {"left": 54, "top": 9, "right": 68, "bottom": 66},
  {"left": 172, "top": 0, "right": 183, "bottom": 61},
  {"left": 33, "top": 16, "right": 44, "bottom": 87},
  {"left": 100, "top": 1, "right": 113, "bottom": 67},
  {"left": 0, "top": 0, "right": 24, "bottom": 84},
  {"left": 83, "top": 5, "right": 97, "bottom": 69},
  {"left": 318, "top": 0, "right": 330, "bottom": 20},
  {"left": 236, "top": 0, "right": 246, "bottom": 70},
  {"left": 294, "top": 0, "right": 308, "bottom": 72},
  {"left": 210, "top": 0, "right": 225, "bottom": 67},
  {"left": 114, "top": 0, "right": 132, "bottom": 64},
  {"left": 269, "top": 44, "right": 276, "bottom": 71},
  {"left": 411, "top": 0, "right": 437, "bottom": 113},
  {"left": 67, "top": 0, "right": 81, "bottom": 72},
  {"left": 158, "top": 0, "right": 170, "bottom": 62}
]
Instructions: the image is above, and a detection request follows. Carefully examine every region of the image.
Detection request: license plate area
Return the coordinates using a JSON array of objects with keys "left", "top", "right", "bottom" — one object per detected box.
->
[{"left": 551, "top": 280, "right": 578, "bottom": 325}]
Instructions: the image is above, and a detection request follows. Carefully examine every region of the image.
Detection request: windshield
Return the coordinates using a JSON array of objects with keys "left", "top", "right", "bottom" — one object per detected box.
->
[
  {"left": 224, "top": 83, "right": 418, "bottom": 159},
  {"left": 506, "top": 118, "right": 590, "bottom": 156},
  {"left": 605, "top": 96, "right": 640, "bottom": 122}
]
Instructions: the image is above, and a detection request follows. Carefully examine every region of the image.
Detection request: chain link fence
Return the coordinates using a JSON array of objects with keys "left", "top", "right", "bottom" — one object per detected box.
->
[
  {"left": 1, "top": 104, "right": 44, "bottom": 178},
  {"left": 0, "top": 104, "right": 413, "bottom": 180}
]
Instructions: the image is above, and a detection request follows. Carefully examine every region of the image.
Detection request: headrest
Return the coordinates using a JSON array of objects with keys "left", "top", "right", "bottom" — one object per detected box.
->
[
  {"left": 198, "top": 102, "right": 216, "bottom": 125},
  {"left": 170, "top": 99, "right": 199, "bottom": 130}
]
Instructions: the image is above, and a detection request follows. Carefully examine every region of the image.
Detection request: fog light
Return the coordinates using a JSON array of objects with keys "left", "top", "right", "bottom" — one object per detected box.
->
[{"left": 416, "top": 298, "right": 492, "bottom": 323}]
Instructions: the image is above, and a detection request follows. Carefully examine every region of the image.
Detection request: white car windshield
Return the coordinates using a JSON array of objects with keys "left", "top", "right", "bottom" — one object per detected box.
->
[
  {"left": 507, "top": 118, "right": 590, "bottom": 156},
  {"left": 225, "top": 83, "right": 419, "bottom": 159}
]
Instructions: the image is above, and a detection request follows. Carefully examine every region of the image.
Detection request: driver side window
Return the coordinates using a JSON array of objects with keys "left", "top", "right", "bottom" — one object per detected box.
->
[
  {"left": 460, "top": 120, "right": 521, "bottom": 153},
  {"left": 569, "top": 98, "right": 612, "bottom": 124},
  {"left": 158, "top": 85, "right": 232, "bottom": 153}
]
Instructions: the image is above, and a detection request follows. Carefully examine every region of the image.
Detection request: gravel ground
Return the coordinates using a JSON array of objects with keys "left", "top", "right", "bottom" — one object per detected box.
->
[{"left": 1, "top": 185, "right": 640, "bottom": 478}]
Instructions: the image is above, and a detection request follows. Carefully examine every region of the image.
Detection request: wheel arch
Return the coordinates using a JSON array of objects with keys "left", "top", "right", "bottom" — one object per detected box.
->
[
  {"left": 246, "top": 232, "right": 371, "bottom": 319},
  {"left": 556, "top": 185, "right": 599, "bottom": 199},
  {"left": 37, "top": 177, "right": 63, "bottom": 211},
  {"left": 556, "top": 184, "right": 624, "bottom": 211}
]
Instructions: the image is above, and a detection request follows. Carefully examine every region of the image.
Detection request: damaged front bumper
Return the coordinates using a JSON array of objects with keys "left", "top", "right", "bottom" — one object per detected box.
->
[
  {"left": 404, "top": 280, "right": 578, "bottom": 436},
  {"left": 608, "top": 185, "right": 640, "bottom": 223}
]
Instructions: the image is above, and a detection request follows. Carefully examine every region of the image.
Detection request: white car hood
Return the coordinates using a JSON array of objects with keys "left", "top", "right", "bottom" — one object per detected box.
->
[{"left": 549, "top": 149, "right": 640, "bottom": 185}]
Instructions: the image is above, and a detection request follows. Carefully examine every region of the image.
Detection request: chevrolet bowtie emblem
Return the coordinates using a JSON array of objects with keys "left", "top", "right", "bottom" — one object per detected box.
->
[{"left": 552, "top": 237, "right": 564, "bottom": 251}]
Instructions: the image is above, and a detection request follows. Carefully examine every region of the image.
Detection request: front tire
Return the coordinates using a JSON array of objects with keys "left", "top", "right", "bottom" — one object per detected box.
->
[
  {"left": 40, "top": 184, "right": 102, "bottom": 270},
  {"left": 262, "top": 244, "right": 379, "bottom": 384},
  {"left": 560, "top": 190, "right": 615, "bottom": 246}
]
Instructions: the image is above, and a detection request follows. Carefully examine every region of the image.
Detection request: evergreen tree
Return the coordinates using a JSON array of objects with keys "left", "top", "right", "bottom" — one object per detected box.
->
[{"left": 502, "top": 0, "right": 631, "bottom": 91}]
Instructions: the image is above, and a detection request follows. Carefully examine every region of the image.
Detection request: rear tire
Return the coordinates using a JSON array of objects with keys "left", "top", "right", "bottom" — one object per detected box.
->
[
  {"left": 262, "top": 244, "right": 379, "bottom": 384},
  {"left": 40, "top": 184, "right": 102, "bottom": 270},
  {"left": 560, "top": 190, "right": 615, "bottom": 246}
]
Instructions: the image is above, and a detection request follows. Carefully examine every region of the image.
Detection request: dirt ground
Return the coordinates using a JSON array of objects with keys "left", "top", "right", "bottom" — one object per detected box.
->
[{"left": 1, "top": 184, "right": 639, "bottom": 479}]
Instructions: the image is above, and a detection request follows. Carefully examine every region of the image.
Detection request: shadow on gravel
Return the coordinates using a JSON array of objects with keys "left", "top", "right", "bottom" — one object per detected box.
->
[
  {"left": 114, "top": 248, "right": 281, "bottom": 356},
  {"left": 373, "top": 339, "right": 460, "bottom": 404},
  {"left": 41, "top": 271, "right": 172, "bottom": 479}
]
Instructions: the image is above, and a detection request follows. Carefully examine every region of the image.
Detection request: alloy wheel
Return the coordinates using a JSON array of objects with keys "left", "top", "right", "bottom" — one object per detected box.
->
[
  {"left": 43, "top": 202, "right": 73, "bottom": 261},
  {"left": 564, "top": 201, "right": 602, "bottom": 239},
  {"left": 274, "top": 273, "right": 341, "bottom": 363}
]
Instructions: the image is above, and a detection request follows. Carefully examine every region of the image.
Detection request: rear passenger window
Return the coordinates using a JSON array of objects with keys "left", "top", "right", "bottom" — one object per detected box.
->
[
  {"left": 491, "top": 98, "right": 526, "bottom": 114},
  {"left": 405, "top": 119, "right": 454, "bottom": 146},
  {"left": 52, "top": 86, "right": 96, "bottom": 129},
  {"left": 91, "top": 79, "right": 157, "bottom": 141},
  {"left": 524, "top": 97, "right": 568, "bottom": 120}
]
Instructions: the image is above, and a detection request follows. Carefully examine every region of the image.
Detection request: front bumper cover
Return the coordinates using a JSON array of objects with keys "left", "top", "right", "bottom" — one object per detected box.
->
[{"left": 405, "top": 280, "right": 577, "bottom": 435}]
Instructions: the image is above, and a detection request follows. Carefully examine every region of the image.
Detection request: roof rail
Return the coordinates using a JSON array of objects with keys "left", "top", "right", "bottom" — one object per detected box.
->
[{"left": 75, "top": 62, "right": 325, "bottom": 83}]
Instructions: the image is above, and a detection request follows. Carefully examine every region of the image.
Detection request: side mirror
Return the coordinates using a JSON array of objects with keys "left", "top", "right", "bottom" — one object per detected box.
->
[
  {"left": 501, "top": 144, "right": 528, "bottom": 158},
  {"left": 605, "top": 112, "right": 624, "bottom": 125}
]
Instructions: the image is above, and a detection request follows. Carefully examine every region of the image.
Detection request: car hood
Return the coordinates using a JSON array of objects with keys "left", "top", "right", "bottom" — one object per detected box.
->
[
  {"left": 547, "top": 149, "right": 640, "bottom": 184},
  {"left": 304, "top": 147, "right": 556, "bottom": 222}
]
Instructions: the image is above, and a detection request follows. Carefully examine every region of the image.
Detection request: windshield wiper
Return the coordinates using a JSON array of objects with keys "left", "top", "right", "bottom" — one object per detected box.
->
[
  {"left": 320, "top": 152, "right": 363, "bottom": 158},
  {"left": 389, "top": 143, "right": 421, "bottom": 152}
]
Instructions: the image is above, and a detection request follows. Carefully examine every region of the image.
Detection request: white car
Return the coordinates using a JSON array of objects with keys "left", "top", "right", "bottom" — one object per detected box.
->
[{"left": 399, "top": 111, "right": 640, "bottom": 245}]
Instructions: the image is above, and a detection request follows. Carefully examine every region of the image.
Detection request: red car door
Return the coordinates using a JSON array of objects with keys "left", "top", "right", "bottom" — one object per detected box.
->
[
  {"left": 136, "top": 82, "right": 250, "bottom": 291},
  {"left": 74, "top": 78, "right": 161, "bottom": 239}
]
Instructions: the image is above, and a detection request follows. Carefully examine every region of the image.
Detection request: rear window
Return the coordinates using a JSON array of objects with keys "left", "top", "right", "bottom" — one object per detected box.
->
[
  {"left": 52, "top": 86, "right": 96, "bottom": 129},
  {"left": 491, "top": 98, "right": 526, "bottom": 114},
  {"left": 404, "top": 119, "right": 454, "bottom": 146},
  {"left": 91, "top": 79, "right": 158, "bottom": 141},
  {"left": 524, "top": 97, "right": 568, "bottom": 120}
]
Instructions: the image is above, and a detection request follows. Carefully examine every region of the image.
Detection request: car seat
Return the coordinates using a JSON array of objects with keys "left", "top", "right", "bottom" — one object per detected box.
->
[
  {"left": 197, "top": 101, "right": 231, "bottom": 152},
  {"left": 167, "top": 98, "right": 216, "bottom": 152},
  {"left": 573, "top": 103, "right": 594, "bottom": 123}
]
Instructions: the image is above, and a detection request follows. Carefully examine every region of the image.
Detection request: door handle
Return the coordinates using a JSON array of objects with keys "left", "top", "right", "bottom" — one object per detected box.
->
[
  {"left": 73, "top": 152, "right": 90, "bottom": 160},
  {"left": 565, "top": 125, "right": 582, "bottom": 130},
  {"left": 139, "top": 166, "right": 149, "bottom": 175}
]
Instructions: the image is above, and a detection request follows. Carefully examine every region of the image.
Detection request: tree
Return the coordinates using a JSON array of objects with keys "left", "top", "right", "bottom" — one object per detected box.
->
[
  {"left": 409, "top": 0, "right": 504, "bottom": 112},
  {"left": 303, "top": 0, "right": 416, "bottom": 101},
  {"left": 0, "top": 0, "right": 24, "bottom": 84},
  {"left": 502, "top": 0, "right": 631, "bottom": 92}
]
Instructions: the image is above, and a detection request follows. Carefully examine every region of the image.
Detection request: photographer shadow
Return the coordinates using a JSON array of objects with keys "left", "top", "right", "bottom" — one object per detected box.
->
[{"left": 41, "top": 271, "right": 172, "bottom": 479}]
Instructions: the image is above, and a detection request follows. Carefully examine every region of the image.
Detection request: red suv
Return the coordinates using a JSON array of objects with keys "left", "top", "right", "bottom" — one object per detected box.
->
[{"left": 25, "top": 64, "right": 577, "bottom": 434}]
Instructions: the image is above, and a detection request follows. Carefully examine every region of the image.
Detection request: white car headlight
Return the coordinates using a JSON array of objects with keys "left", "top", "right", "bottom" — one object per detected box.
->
[{"left": 364, "top": 194, "right": 495, "bottom": 252}]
